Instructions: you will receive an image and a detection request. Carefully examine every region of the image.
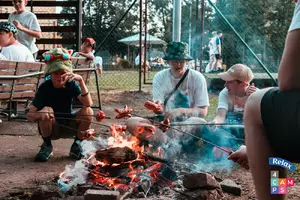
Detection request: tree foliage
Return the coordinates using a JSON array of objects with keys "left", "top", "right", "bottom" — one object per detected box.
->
[
  {"left": 212, "top": 0, "right": 295, "bottom": 70},
  {"left": 59, "top": 0, "right": 296, "bottom": 71}
]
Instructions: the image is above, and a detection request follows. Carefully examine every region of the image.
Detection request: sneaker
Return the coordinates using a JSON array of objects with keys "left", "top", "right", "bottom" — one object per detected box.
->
[
  {"left": 69, "top": 140, "right": 83, "bottom": 159},
  {"left": 35, "top": 144, "right": 53, "bottom": 162}
]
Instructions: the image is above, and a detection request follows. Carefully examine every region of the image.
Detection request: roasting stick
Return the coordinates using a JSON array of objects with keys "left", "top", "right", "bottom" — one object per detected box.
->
[
  {"left": 1, "top": 109, "right": 233, "bottom": 154},
  {"left": 54, "top": 117, "right": 112, "bottom": 129},
  {"left": 171, "top": 122, "right": 244, "bottom": 126},
  {"left": 25, "top": 115, "right": 82, "bottom": 133},
  {"left": 0, "top": 109, "right": 111, "bottom": 119},
  {"left": 130, "top": 113, "right": 233, "bottom": 155},
  {"left": 1, "top": 109, "right": 241, "bottom": 127}
]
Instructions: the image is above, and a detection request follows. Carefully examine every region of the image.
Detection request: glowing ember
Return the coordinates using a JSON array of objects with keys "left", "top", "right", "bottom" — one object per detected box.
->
[{"left": 58, "top": 114, "right": 175, "bottom": 196}]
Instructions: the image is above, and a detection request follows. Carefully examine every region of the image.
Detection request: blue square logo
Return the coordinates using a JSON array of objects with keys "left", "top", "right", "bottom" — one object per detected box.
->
[{"left": 271, "top": 186, "right": 279, "bottom": 194}]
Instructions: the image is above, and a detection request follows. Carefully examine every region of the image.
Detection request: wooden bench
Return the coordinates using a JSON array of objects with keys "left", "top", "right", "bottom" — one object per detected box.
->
[
  {"left": 0, "top": 58, "right": 101, "bottom": 120},
  {"left": 71, "top": 57, "right": 101, "bottom": 110}
]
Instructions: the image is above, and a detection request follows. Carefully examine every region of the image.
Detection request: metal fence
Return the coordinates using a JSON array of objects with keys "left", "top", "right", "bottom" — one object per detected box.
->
[
  {"left": 1, "top": 0, "right": 294, "bottom": 91},
  {"left": 80, "top": 0, "right": 295, "bottom": 91}
]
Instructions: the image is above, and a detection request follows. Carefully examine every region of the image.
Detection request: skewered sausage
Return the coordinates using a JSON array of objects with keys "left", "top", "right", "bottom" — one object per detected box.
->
[
  {"left": 159, "top": 118, "right": 170, "bottom": 132},
  {"left": 144, "top": 101, "right": 162, "bottom": 113},
  {"left": 125, "top": 117, "right": 156, "bottom": 140},
  {"left": 115, "top": 105, "right": 133, "bottom": 119},
  {"left": 96, "top": 110, "right": 105, "bottom": 122}
]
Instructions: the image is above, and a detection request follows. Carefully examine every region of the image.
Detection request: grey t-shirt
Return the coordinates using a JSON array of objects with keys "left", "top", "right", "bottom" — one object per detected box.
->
[{"left": 8, "top": 10, "right": 41, "bottom": 54}]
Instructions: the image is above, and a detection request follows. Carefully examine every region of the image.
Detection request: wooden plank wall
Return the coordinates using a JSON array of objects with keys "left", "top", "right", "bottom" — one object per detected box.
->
[{"left": 0, "top": 0, "right": 82, "bottom": 60}]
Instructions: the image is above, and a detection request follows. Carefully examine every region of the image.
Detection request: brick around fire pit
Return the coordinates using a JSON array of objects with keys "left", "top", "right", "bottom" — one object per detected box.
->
[
  {"left": 220, "top": 179, "right": 242, "bottom": 196},
  {"left": 84, "top": 189, "right": 120, "bottom": 200},
  {"left": 183, "top": 173, "right": 221, "bottom": 190}
]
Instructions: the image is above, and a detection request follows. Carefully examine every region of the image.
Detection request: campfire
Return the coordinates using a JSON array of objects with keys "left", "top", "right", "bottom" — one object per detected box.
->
[
  {"left": 58, "top": 105, "right": 175, "bottom": 198},
  {"left": 56, "top": 104, "right": 241, "bottom": 199}
]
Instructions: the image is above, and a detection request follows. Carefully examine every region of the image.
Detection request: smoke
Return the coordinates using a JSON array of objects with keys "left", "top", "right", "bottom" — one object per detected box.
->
[
  {"left": 80, "top": 136, "right": 109, "bottom": 157},
  {"left": 58, "top": 160, "right": 89, "bottom": 192},
  {"left": 152, "top": 117, "right": 243, "bottom": 173},
  {"left": 58, "top": 135, "right": 110, "bottom": 193}
]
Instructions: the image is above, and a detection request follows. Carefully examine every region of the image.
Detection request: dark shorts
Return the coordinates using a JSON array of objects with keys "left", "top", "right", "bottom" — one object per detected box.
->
[
  {"left": 215, "top": 54, "right": 221, "bottom": 60},
  {"left": 261, "top": 87, "right": 300, "bottom": 162},
  {"left": 38, "top": 114, "right": 78, "bottom": 140}
]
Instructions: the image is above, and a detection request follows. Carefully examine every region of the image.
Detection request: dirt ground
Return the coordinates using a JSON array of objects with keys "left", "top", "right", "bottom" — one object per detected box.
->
[{"left": 0, "top": 90, "right": 300, "bottom": 199}]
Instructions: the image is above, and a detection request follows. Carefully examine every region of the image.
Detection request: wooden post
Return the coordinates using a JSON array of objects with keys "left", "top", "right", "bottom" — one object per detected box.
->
[
  {"left": 76, "top": 0, "right": 83, "bottom": 52},
  {"left": 139, "top": 0, "right": 143, "bottom": 91}
]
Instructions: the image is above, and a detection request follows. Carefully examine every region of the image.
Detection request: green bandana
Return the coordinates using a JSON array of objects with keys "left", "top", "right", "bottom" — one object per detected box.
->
[{"left": 43, "top": 48, "right": 73, "bottom": 76}]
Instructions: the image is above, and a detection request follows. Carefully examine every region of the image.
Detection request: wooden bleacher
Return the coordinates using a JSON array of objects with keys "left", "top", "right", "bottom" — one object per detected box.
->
[
  {"left": 204, "top": 72, "right": 278, "bottom": 90},
  {"left": 0, "top": 57, "right": 101, "bottom": 120}
]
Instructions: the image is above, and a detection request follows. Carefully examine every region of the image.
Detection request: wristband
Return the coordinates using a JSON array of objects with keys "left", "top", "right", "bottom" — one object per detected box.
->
[{"left": 81, "top": 91, "right": 89, "bottom": 97}]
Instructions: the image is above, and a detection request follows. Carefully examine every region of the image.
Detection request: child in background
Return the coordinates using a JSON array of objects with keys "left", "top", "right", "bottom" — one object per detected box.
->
[
  {"left": 8, "top": 0, "right": 42, "bottom": 59},
  {"left": 73, "top": 37, "right": 95, "bottom": 60}
]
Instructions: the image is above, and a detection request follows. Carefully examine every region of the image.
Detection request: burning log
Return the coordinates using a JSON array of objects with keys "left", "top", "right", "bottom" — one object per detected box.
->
[
  {"left": 95, "top": 146, "right": 137, "bottom": 164},
  {"left": 125, "top": 117, "right": 156, "bottom": 140},
  {"left": 90, "top": 159, "right": 147, "bottom": 179}
]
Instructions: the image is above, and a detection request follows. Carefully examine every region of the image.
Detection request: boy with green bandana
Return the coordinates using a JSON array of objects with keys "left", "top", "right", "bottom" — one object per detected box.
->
[{"left": 26, "top": 48, "right": 93, "bottom": 162}]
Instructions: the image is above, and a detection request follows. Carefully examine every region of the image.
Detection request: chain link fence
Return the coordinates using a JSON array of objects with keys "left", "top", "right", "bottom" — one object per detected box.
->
[
  {"left": 202, "top": 0, "right": 294, "bottom": 75},
  {"left": 1, "top": 0, "right": 292, "bottom": 91},
  {"left": 80, "top": 0, "right": 295, "bottom": 91}
]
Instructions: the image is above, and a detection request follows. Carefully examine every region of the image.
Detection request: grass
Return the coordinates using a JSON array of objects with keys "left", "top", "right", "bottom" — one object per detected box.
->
[
  {"left": 206, "top": 95, "right": 218, "bottom": 121},
  {"left": 89, "top": 70, "right": 157, "bottom": 91}
]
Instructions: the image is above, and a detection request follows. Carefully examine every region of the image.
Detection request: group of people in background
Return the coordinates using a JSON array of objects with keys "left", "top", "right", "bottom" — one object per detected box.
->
[
  {"left": 205, "top": 30, "right": 224, "bottom": 73},
  {"left": 2, "top": 1, "right": 300, "bottom": 200},
  {"left": 0, "top": 0, "right": 103, "bottom": 74}
]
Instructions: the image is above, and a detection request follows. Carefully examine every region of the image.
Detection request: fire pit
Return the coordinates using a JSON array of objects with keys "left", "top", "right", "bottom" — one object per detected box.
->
[
  {"left": 55, "top": 112, "right": 242, "bottom": 199},
  {"left": 58, "top": 120, "right": 177, "bottom": 199}
]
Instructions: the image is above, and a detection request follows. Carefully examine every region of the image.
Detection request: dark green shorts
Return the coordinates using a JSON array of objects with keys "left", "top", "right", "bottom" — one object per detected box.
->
[
  {"left": 38, "top": 114, "right": 78, "bottom": 140},
  {"left": 261, "top": 87, "right": 300, "bottom": 162}
]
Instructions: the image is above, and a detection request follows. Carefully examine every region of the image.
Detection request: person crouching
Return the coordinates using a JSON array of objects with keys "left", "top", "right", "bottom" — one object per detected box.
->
[{"left": 26, "top": 48, "right": 93, "bottom": 162}]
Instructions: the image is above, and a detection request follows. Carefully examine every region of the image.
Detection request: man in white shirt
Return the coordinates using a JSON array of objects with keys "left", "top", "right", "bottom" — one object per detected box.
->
[
  {"left": 0, "top": 53, "right": 7, "bottom": 60},
  {"left": 151, "top": 41, "right": 209, "bottom": 154},
  {"left": 0, "top": 22, "right": 34, "bottom": 62},
  {"left": 8, "top": 0, "right": 42, "bottom": 58},
  {"left": 153, "top": 41, "right": 209, "bottom": 122}
]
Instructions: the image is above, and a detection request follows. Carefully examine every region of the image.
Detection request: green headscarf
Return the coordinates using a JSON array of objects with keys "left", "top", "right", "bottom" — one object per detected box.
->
[{"left": 43, "top": 48, "right": 73, "bottom": 76}]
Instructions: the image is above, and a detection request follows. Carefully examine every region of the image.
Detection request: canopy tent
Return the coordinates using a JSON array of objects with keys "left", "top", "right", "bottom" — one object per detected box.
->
[{"left": 118, "top": 33, "right": 166, "bottom": 46}]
